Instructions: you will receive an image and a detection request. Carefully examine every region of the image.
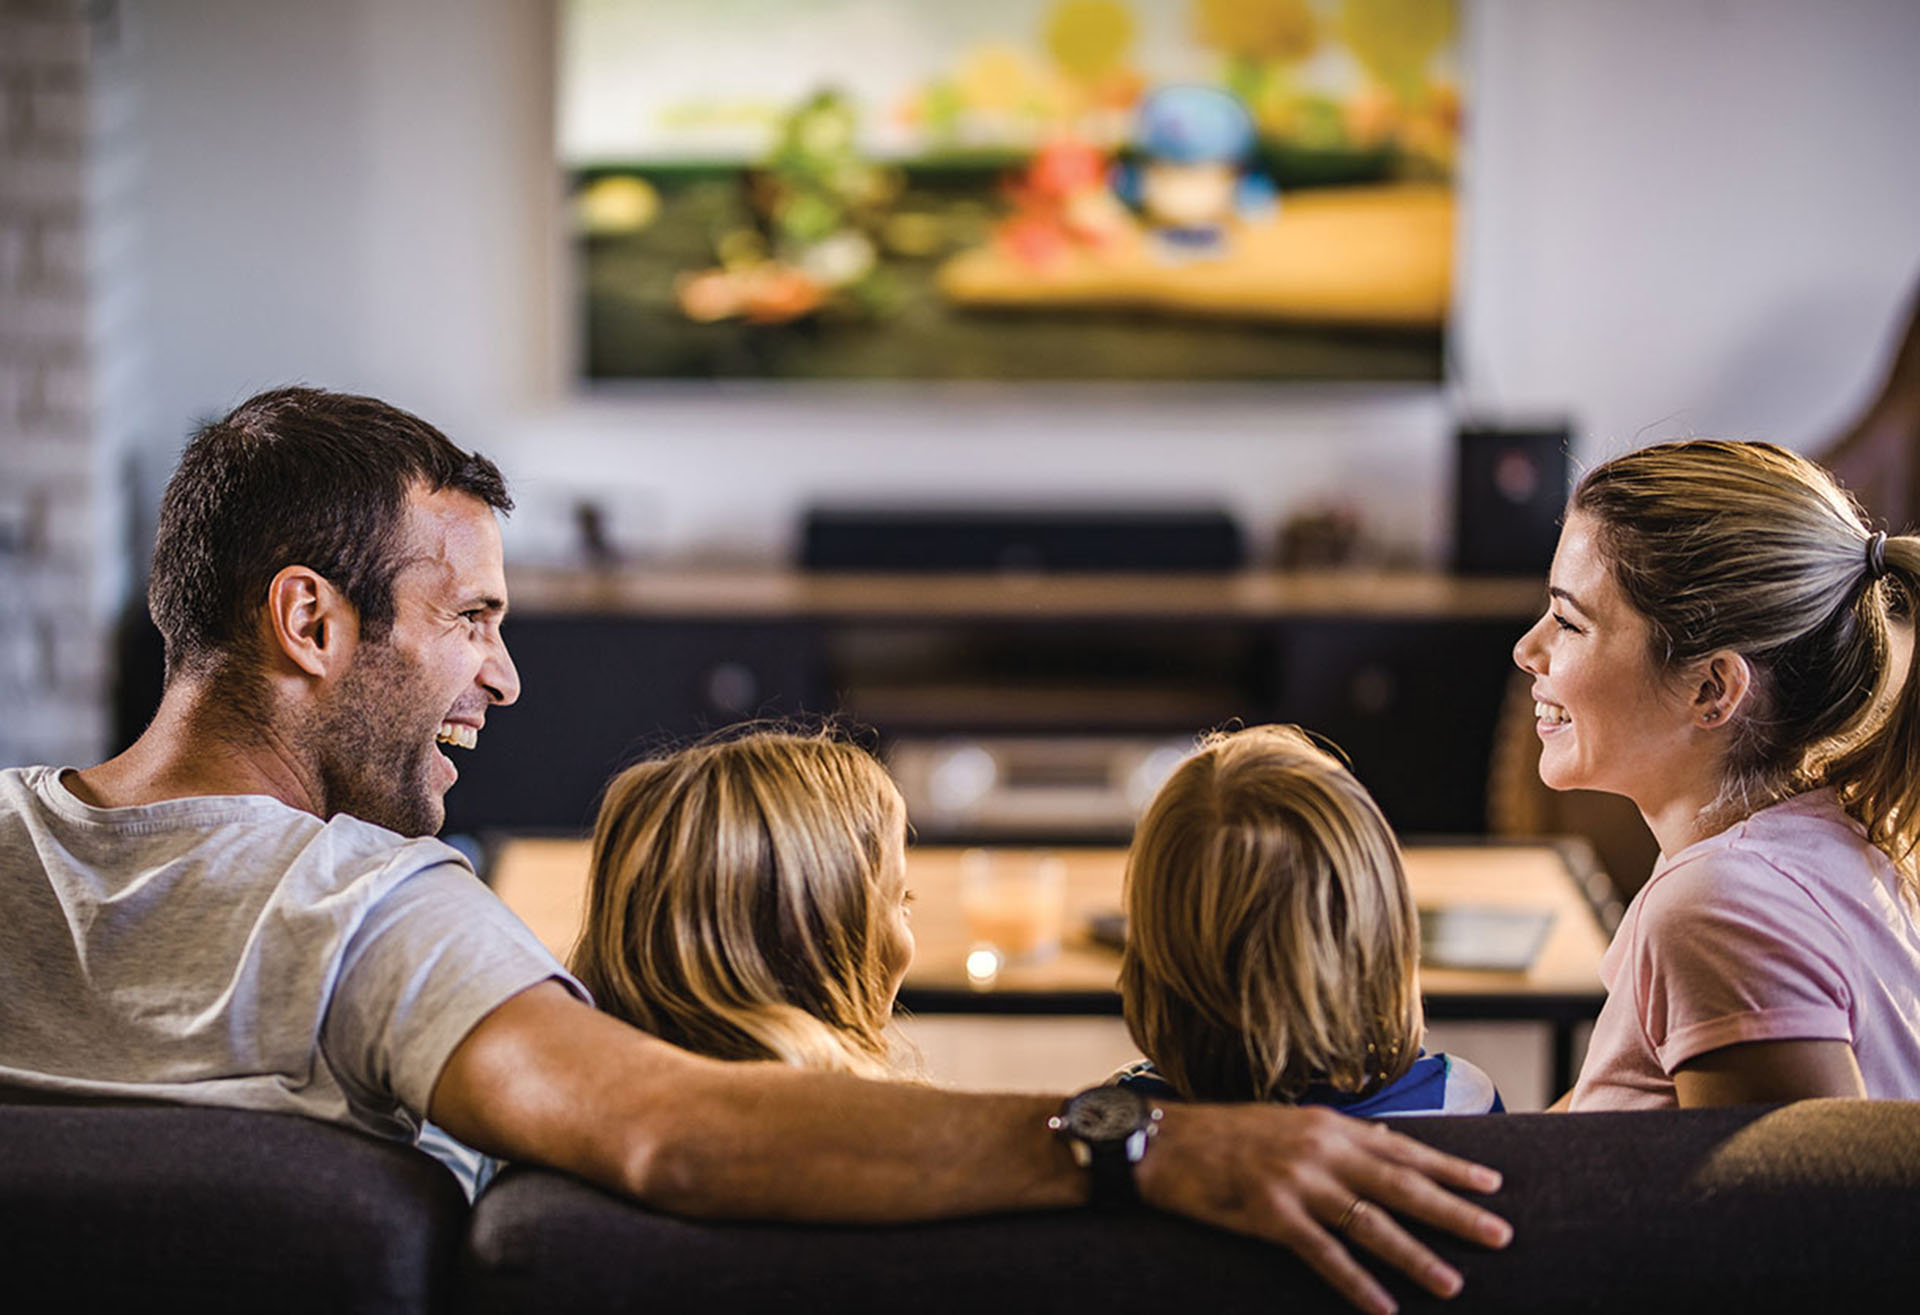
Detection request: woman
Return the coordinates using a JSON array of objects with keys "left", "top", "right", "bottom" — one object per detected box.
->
[
  {"left": 1515, "top": 440, "right": 1920, "bottom": 1110},
  {"left": 570, "top": 729, "right": 915, "bottom": 1079}
]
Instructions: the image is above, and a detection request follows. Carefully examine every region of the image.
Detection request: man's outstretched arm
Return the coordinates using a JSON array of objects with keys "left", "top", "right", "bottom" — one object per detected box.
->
[{"left": 429, "top": 983, "right": 1510, "bottom": 1315}]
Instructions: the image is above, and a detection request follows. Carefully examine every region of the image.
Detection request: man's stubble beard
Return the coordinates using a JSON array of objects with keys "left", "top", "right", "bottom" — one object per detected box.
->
[{"left": 307, "top": 638, "right": 445, "bottom": 838}]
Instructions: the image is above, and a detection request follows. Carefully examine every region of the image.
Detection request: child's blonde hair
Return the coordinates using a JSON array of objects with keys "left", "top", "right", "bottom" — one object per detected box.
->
[
  {"left": 1119, "top": 724, "right": 1423, "bottom": 1102},
  {"left": 570, "top": 729, "right": 907, "bottom": 1079}
]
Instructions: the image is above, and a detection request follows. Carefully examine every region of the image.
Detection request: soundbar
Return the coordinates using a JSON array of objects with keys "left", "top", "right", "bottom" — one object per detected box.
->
[{"left": 800, "top": 507, "right": 1246, "bottom": 572}]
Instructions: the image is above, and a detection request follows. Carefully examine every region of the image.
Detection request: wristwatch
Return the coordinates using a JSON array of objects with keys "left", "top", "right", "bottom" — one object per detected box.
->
[{"left": 1049, "top": 1084, "right": 1163, "bottom": 1209}]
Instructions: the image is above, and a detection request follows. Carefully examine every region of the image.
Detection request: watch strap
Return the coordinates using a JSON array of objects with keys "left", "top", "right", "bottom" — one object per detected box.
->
[
  {"left": 1053, "top": 1086, "right": 1158, "bottom": 1211},
  {"left": 1083, "top": 1135, "right": 1141, "bottom": 1209}
]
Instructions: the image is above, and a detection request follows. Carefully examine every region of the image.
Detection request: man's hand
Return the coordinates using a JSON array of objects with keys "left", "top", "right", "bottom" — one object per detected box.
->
[{"left": 1138, "top": 1103, "right": 1511, "bottom": 1315}]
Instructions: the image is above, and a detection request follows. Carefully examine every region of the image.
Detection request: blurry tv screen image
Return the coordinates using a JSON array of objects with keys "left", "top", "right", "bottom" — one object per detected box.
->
[{"left": 561, "top": 0, "right": 1461, "bottom": 382}]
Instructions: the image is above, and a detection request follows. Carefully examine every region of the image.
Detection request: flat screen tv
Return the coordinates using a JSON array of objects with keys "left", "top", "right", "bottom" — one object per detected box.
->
[{"left": 561, "top": 0, "right": 1461, "bottom": 383}]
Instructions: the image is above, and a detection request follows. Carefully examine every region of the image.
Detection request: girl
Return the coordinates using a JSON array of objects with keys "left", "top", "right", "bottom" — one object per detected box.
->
[
  {"left": 1514, "top": 440, "right": 1920, "bottom": 1109},
  {"left": 1114, "top": 724, "right": 1501, "bottom": 1116},
  {"left": 570, "top": 730, "right": 914, "bottom": 1079}
]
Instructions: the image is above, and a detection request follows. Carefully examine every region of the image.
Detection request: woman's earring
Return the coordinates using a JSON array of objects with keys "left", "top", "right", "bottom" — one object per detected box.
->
[{"left": 1702, "top": 709, "right": 1720, "bottom": 725}]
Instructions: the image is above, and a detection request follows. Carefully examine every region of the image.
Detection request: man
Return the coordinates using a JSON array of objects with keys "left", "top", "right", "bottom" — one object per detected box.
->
[{"left": 0, "top": 388, "right": 1509, "bottom": 1315}]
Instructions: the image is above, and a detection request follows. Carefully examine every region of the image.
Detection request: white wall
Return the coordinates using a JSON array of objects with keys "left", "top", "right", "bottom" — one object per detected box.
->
[
  {"left": 129, "top": 0, "right": 1920, "bottom": 564},
  {"left": 1457, "top": 0, "right": 1920, "bottom": 464}
]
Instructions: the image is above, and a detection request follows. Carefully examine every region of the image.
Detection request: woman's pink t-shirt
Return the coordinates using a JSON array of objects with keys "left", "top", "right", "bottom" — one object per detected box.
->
[{"left": 1571, "top": 789, "right": 1920, "bottom": 1110}]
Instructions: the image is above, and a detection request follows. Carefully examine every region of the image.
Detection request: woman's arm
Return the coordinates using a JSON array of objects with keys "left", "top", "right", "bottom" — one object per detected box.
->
[{"left": 1672, "top": 1039, "right": 1866, "bottom": 1107}]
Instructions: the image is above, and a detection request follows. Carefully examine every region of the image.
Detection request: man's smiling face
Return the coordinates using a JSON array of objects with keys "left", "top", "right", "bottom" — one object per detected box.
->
[{"left": 310, "top": 485, "right": 519, "bottom": 836}]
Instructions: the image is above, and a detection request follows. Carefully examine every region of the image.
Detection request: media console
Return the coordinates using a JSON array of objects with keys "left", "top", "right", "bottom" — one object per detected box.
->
[{"left": 444, "top": 568, "right": 1543, "bottom": 841}]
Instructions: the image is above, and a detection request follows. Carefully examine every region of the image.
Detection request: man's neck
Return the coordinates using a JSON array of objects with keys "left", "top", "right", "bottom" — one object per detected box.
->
[{"left": 65, "top": 682, "right": 325, "bottom": 817}]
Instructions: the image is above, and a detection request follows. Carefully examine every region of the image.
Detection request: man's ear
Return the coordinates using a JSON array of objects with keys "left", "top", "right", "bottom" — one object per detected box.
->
[
  {"left": 1690, "top": 649, "right": 1754, "bottom": 728},
  {"left": 264, "top": 566, "right": 357, "bottom": 679}
]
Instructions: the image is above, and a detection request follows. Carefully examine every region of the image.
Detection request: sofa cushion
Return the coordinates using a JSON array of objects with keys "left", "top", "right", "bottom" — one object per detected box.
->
[
  {"left": 0, "top": 1101, "right": 466, "bottom": 1315},
  {"left": 463, "top": 1100, "right": 1920, "bottom": 1313}
]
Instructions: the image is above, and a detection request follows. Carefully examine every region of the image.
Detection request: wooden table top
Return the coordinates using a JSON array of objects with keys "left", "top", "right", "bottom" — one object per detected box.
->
[{"left": 488, "top": 839, "right": 1610, "bottom": 1006}]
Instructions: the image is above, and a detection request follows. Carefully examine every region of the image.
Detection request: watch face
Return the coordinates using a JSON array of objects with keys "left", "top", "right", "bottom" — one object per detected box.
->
[{"left": 1067, "top": 1087, "right": 1149, "bottom": 1142}]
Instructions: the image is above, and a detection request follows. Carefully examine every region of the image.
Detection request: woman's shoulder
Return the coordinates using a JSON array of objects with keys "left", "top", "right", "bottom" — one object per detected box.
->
[
  {"left": 1737, "top": 789, "right": 1867, "bottom": 846},
  {"left": 1653, "top": 791, "right": 1875, "bottom": 896},
  {"left": 1629, "top": 795, "right": 1876, "bottom": 956}
]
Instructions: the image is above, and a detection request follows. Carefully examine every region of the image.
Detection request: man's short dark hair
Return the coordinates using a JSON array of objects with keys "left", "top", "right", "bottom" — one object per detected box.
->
[{"left": 148, "top": 386, "right": 512, "bottom": 684}]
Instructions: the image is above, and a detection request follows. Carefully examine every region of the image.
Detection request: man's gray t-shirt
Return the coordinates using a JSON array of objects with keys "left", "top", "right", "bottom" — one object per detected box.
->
[{"left": 0, "top": 765, "right": 579, "bottom": 1143}]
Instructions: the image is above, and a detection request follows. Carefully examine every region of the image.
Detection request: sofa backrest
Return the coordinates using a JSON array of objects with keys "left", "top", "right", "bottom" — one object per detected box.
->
[
  {"left": 0, "top": 1101, "right": 466, "bottom": 1315},
  {"left": 6, "top": 1098, "right": 1919, "bottom": 1313},
  {"left": 464, "top": 1100, "right": 1920, "bottom": 1313}
]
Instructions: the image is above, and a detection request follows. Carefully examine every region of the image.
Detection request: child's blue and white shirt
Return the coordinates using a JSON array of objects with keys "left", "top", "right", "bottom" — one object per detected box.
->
[{"left": 1112, "top": 1051, "right": 1504, "bottom": 1116}]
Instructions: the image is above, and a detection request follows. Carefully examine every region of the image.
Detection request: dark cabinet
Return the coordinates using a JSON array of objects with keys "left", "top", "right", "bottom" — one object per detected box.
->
[
  {"left": 445, "top": 572, "right": 1537, "bottom": 839},
  {"left": 445, "top": 617, "right": 824, "bottom": 834},
  {"left": 1273, "top": 618, "right": 1523, "bottom": 835}
]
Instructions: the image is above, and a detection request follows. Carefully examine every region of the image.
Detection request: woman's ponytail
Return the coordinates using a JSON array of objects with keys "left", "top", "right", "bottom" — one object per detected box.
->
[{"left": 1828, "top": 533, "right": 1920, "bottom": 897}]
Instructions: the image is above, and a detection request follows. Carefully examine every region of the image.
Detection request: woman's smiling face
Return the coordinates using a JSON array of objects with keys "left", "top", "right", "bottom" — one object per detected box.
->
[{"left": 1512, "top": 512, "right": 1704, "bottom": 809}]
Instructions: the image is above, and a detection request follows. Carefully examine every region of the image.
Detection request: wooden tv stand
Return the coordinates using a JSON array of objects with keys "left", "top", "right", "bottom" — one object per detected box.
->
[{"left": 444, "top": 567, "right": 1543, "bottom": 838}]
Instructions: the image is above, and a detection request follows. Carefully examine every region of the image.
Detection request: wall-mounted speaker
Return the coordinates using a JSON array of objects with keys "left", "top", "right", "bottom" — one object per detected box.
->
[{"left": 1453, "top": 426, "right": 1571, "bottom": 576}]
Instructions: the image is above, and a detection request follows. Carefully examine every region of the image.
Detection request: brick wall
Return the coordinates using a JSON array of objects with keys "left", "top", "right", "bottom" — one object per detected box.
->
[{"left": 1, "top": 0, "right": 139, "bottom": 769}]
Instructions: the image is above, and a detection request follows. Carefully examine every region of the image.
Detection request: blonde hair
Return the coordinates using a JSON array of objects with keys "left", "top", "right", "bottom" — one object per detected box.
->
[
  {"left": 1119, "top": 725, "right": 1423, "bottom": 1103},
  {"left": 570, "top": 729, "right": 907, "bottom": 1078},
  {"left": 1573, "top": 440, "right": 1920, "bottom": 888}
]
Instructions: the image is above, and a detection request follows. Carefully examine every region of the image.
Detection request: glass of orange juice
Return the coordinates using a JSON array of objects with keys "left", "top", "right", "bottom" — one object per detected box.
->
[{"left": 960, "top": 848, "right": 1067, "bottom": 972}]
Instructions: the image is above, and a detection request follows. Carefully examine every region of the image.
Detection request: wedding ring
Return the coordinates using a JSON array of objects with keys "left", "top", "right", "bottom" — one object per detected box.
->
[{"left": 1334, "top": 1196, "right": 1370, "bottom": 1236}]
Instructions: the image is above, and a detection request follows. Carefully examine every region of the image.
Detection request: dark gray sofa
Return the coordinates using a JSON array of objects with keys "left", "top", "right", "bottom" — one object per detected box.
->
[
  {"left": 5, "top": 1100, "right": 1918, "bottom": 1313},
  {"left": 0, "top": 1103, "right": 465, "bottom": 1313}
]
